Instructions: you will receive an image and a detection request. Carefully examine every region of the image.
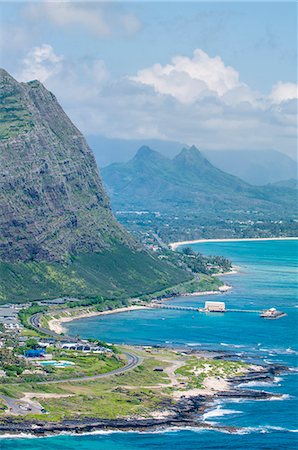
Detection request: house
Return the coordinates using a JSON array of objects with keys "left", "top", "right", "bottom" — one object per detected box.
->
[
  {"left": 204, "top": 301, "right": 226, "bottom": 312},
  {"left": 0, "top": 307, "right": 16, "bottom": 318},
  {"left": 24, "top": 348, "right": 46, "bottom": 358}
]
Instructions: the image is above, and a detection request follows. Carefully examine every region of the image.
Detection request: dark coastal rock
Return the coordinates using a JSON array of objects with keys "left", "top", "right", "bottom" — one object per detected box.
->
[{"left": 0, "top": 383, "right": 285, "bottom": 437}]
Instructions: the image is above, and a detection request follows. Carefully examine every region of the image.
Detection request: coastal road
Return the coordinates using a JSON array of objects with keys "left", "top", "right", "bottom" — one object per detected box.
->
[
  {"left": 29, "top": 312, "right": 67, "bottom": 339},
  {"left": 0, "top": 395, "right": 43, "bottom": 415},
  {"left": 0, "top": 352, "right": 142, "bottom": 415},
  {"left": 27, "top": 312, "right": 143, "bottom": 383},
  {"left": 34, "top": 351, "right": 142, "bottom": 384}
]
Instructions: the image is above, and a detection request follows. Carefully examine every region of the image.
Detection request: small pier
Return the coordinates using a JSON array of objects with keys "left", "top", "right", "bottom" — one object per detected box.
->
[
  {"left": 150, "top": 304, "right": 260, "bottom": 314},
  {"left": 149, "top": 303, "right": 286, "bottom": 319},
  {"left": 151, "top": 304, "right": 198, "bottom": 312}
]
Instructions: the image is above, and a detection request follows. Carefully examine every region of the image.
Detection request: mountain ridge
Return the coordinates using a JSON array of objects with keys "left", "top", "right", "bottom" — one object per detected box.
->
[
  {"left": 85, "top": 135, "right": 296, "bottom": 185},
  {"left": 0, "top": 69, "right": 134, "bottom": 262},
  {"left": 102, "top": 145, "right": 297, "bottom": 214},
  {"left": 0, "top": 69, "right": 190, "bottom": 302}
]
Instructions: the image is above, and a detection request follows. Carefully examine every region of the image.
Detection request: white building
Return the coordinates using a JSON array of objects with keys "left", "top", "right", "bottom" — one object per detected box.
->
[{"left": 205, "top": 301, "right": 226, "bottom": 312}]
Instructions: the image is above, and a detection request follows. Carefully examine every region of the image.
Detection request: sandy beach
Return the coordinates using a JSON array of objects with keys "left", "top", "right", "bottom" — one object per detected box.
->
[
  {"left": 48, "top": 305, "right": 149, "bottom": 335},
  {"left": 169, "top": 236, "right": 298, "bottom": 250},
  {"left": 180, "top": 284, "right": 232, "bottom": 297},
  {"left": 48, "top": 282, "right": 234, "bottom": 335},
  {"left": 48, "top": 284, "right": 233, "bottom": 334},
  {"left": 213, "top": 266, "right": 239, "bottom": 277}
]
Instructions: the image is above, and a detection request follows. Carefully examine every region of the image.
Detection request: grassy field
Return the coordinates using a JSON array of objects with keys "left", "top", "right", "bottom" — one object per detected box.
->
[
  {"left": 0, "top": 348, "right": 123, "bottom": 384},
  {"left": 0, "top": 347, "right": 251, "bottom": 422},
  {"left": 0, "top": 244, "right": 192, "bottom": 304},
  {"left": 175, "top": 357, "right": 246, "bottom": 389}
]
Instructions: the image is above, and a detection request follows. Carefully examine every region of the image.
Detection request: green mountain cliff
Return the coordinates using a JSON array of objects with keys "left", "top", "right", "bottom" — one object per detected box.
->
[{"left": 0, "top": 69, "right": 190, "bottom": 303}]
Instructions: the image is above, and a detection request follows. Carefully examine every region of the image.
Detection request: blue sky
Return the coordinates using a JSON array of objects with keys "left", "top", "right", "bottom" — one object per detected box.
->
[{"left": 1, "top": 1, "right": 297, "bottom": 156}]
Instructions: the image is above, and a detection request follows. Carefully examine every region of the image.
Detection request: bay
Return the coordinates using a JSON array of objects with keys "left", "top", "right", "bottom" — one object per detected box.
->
[{"left": 1, "top": 239, "right": 297, "bottom": 449}]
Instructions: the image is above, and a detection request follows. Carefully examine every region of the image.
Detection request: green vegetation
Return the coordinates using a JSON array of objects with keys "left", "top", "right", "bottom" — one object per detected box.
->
[
  {"left": 175, "top": 357, "right": 246, "bottom": 389},
  {"left": 0, "top": 344, "right": 29, "bottom": 378},
  {"left": 179, "top": 247, "right": 232, "bottom": 275},
  {"left": 0, "top": 398, "right": 7, "bottom": 415},
  {"left": 103, "top": 146, "right": 298, "bottom": 243},
  {"left": 0, "top": 343, "right": 123, "bottom": 383},
  {"left": 0, "top": 346, "right": 252, "bottom": 422},
  {"left": 0, "top": 347, "right": 174, "bottom": 421},
  {"left": 0, "top": 86, "right": 34, "bottom": 140},
  {"left": 0, "top": 70, "right": 193, "bottom": 309},
  {"left": 18, "top": 305, "right": 49, "bottom": 329},
  {"left": 140, "top": 276, "right": 223, "bottom": 302},
  {"left": 0, "top": 244, "right": 191, "bottom": 304}
]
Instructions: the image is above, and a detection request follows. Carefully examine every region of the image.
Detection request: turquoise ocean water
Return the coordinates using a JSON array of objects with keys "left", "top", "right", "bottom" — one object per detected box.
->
[{"left": 1, "top": 239, "right": 297, "bottom": 449}]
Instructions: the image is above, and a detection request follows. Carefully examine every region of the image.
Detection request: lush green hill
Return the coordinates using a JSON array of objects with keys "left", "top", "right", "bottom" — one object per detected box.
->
[
  {"left": 102, "top": 145, "right": 297, "bottom": 215},
  {"left": 0, "top": 70, "right": 190, "bottom": 303},
  {"left": 87, "top": 136, "right": 297, "bottom": 186},
  {"left": 102, "top": 145, "right": 298, "bottom": 241},
  {"left": 0, "top": 243, "right": 191, "bottom": 303}
]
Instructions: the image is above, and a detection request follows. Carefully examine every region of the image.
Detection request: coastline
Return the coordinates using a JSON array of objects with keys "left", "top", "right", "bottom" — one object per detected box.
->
[
  {"left": 169, "top": 236, "right": 298, "bottom": 250},
  {"left": 48, "top": 305, "right": 149, "bottom": 335},
  {"left": 1, "top": 246, "right": 292, "bottom": 438},
  {"left": 48, "top": 281, "right": 233, "bottom": 335},
  {"left": 0, "top": 361, "right": 287, "bottom": 438}
]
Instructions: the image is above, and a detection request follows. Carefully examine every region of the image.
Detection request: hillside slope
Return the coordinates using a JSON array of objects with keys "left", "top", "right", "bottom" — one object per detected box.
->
[
  {"left": 0, "top": 70, "right": 190, "bottom": 303},
  {"left": 102, "top": 145, "right": 296, "bottom": 215}
]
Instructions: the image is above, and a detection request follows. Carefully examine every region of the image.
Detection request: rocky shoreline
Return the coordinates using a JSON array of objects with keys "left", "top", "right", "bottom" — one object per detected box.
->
[{"left": 0, "top": 363, "right": 287, "bottom": 437}]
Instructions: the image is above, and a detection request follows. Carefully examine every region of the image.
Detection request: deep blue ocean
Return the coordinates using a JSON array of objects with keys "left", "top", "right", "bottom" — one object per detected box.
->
[{"left": 1, "top": 239, "right": 297, "bottom": 449}]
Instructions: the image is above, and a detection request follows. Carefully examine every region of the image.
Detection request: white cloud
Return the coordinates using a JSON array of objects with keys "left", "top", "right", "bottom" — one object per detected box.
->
[
  {"left": 130, "top": 49, "right": 247, "bottom": 103},
  {"left": 270, "top": 81, "right": 298, "bottom": 104},
  {"left": 24, "top": 2, "right": 141, "bottom": 38},
  {"left": 19, "top": 44, "right": 64, "bottom": 83},
  {"left": 18, "top": 44, "right": 108, "bottom": 106},
  {"left": 15, "top": 45, "right": 297, "bottom": 158}
]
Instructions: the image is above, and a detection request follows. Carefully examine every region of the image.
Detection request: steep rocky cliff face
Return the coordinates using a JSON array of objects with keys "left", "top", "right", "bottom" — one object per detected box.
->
[
  {"left": 0, "top": 69, "right": 136, "bottom": 262},
  {"left": 0, "top": 69, "right": 191, "bottom": 302}
]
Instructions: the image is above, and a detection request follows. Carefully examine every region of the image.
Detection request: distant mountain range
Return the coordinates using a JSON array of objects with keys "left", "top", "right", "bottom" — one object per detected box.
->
[
  {"left": 86, "top": 135, "right": 297, "bottom": 185},
  {"left": 0, "top": 70, "right": 189, "bottom": 302},
  {"left": 102, "top": 145, "right": 297, "bottom": 217},
  {"left": 203, "top": 149, "right": 297, "bottom": 186},
  {"left": 86, "top": 135, "right": 186, "bottom": 167}
]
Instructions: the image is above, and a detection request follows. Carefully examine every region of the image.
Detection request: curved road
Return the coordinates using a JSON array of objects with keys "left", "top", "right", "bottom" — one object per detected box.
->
[
  {"left": 26, "top": 312, "right": 143, "bottom": 383},
  {"left": 0, "top": 309, "right": 142, "bottom": 415},
  {"left": 35, "top": 352, "right": 142, "bottom": 385},
  {"left": 29, "top": 312, "right": 68, "bottom": 339}
]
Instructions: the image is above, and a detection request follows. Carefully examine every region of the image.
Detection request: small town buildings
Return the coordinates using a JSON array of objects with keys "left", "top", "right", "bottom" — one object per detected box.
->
[
  {"left": 0, "top": 307, "right": 22, "bottom": 331},
  {"left": 2, "top": 320, "right": 21, "bottom": 331},
  {"left": 204, "top": 301, "right": 226, "bottom": 312},
  {"left": 0, "top": 307, "right": 16, "bottom": 318},
  {"left": 58, "top": 342, "right": 111, "bottom": 353},
  {"left": 24, "top": 348, "right": 46, "bottom": 358}
]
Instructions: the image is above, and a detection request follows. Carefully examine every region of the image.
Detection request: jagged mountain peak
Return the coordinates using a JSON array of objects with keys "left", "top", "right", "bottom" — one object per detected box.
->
[
  {"left": 102, "top": 140, "right": 296, "bottom": 214},
  {"left": 0, "top": 68, "right": 17, "bottom": 82},
  {"left": 134, "top": 145, "right": 167, "bottom": 162},
  {"left": 175, "top": 145, "right": 210, "bottom": 164}
]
